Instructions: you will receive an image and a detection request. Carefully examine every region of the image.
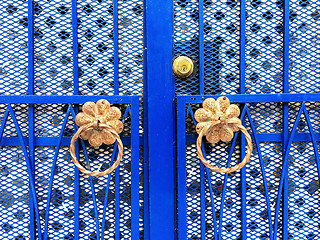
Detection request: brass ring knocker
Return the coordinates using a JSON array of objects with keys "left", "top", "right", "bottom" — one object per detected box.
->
[
  {"left": 195, "top": 97, "right": 253, "bottom": 173},
  {"left": 69, "top": 99, "right": 124, "bottom": 177}
]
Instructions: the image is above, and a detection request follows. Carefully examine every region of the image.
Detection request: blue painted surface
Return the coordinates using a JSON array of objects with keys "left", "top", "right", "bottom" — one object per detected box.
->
[
  {"left": 146, "top": 0, "right": 175, "bottom": 238},
  {"left": 0, "top": 0, "right": 319, "bottom": 239}
]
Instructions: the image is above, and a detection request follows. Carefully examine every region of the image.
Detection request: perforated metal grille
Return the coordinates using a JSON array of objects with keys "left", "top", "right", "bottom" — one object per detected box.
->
[
  {"left": 77, "top": 0, "right": 144, "bottom": 96},
  {"left": 77, "top": 0, "right": 115, "bottom": 95},
  {"left": 0, "top": 0, "right": 28, "bottom": 95},
  {"left": 0, "top": 104, "right": 28, "bottom": 137},
  {"left": 179, "top": 100, "right": 320, "bottom": 239},
  {"left": 174, "top": 0, "right": 200, "bottom": 94},
  {"left": 35, "top": 146, "right": 76, "bottom": 239},
  {"left": 288, "top": 142, "right": 319, "bottom": 239},
  {"left": 245, "top": 0, "right": 283, "bottom": 94},
  {"left": 0, "top": 147, "right": 30, "bottom": 240},
  {"left": 204, "top": 0, "right": 240, "bottom": 95},
  {"left": 118, "top": 0, "right": 144, "bottom": 95},
  {"left": 289, "top": 0, "right": 320, "bottom": 93},
  {"left": 34, "top": 0, "right": 74, "bottom": 95},
  {"left": 247, "top": 102, "right": 283, "bottom": 133}
]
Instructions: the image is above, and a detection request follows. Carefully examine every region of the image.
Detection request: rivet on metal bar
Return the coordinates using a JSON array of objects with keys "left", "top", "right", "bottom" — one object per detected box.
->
[
  {"left": 70, "top": 99, "right": 124, "bottom": 177},
  {"left": 195, "top": 97, "right": 253, "bottom": 173}
]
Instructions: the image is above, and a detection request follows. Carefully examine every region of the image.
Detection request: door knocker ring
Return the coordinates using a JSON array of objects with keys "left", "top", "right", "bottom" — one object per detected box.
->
[
  {"left": 195, "top": 97, "right": 253, "bottom": 173},
  {"left": 70, "top": 99, "right": 124, "bottom": 177}
]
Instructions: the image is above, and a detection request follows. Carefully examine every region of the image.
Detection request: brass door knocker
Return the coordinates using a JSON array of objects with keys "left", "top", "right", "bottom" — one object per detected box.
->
[
  {"left": 195, "top": 97, "right": 253, "bottom": 173},
  {"left": 70, "top": 99, "right": 124, "bottom": 177}
]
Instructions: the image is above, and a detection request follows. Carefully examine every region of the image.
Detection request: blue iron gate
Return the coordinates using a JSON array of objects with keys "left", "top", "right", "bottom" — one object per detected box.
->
[
  {"left": 175, "top": 0, "right": 320, "bottom": 239},
  {"left": 0, "top": 0, "right": 319, "bottom": 239},
  {"left": 0, "top": 0, "right": 145, "bottom": 239}
]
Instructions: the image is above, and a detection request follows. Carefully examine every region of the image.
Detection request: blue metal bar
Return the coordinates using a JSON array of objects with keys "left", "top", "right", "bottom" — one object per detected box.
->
[
  {"left": 183, "top": 94, "right": 320, "bottom": 103},
  {"left": 43, "top": 107, "right": 71, "bottom": 240},
  {"left": 199, "top": 0, "right": 204, "bottom": 94},
  {"left": 72, "top": 0, "right": 79, "bottom": 94},
  {"left": 80, "top": 139, "right": 100, "bottom": 240},
  {"left": 200, "top": 158, "right": 206, "bottom": 239},
  {"left": 240, "top": 109, "right": 247, "bottom": 240},
  {"left": 206, "top": 168, "right": 218, "bottom": 239},
  {"left": 0, "top": 95, "right": 134, "bottom": 104},
  {"left": 2, "top": 93, "right": 320, "bottom": 104},
  {"left": 302, "top": 104, "right": 320, "bottom": 187},
  {"left": 218, "top": 131, "right": 240, "bottom": 240},
  {"left": 28, "top": 0, "right": 34, "bottom": 95},
  {"left": 177, "top": 96, "right": 187, "bottom": 239},
  {"left": 70, "top": 106, "right": 80, "bottom": 240},
  {"left": 240, "top": 0, "right": 246, "bottom": 94},
  {"left": 282, "top": 0, "right": 290, "bottom": 238},
  {"left": 4, "top": 132, "right": 320, "bottom": 146},
  {"left": 240, "top": 139, "right": 247, "bottom": 240},
  {"left": 217, "top": 108, "right": 247, "bottom": 240},
  {"left": 27, "top": 0, "right": 35, "bottom": 237},
  {"left": 185, "top": 132, "right": 320, "bottom": 143},
  {"left": 244, "top": 106, "right": 273, "bottom": 239},
  {"left": 273, "top": 103, "right": 304, "bottom": 239},
  {"left": 0, "top": 136, "right": 138, "bottom": 146},
  {"left": 146, "top": 0, "right": 175, "bottom": 238},
  {"left": 131, "top": 97, "right": 140, "bottom": 238},
  {"left": 142, "top": 0, "right": 150, "bottom": 238},
  {"left": 115, "top": 165, "right": 120, "bottom": 240},
  {"left": 188, "top": 105, "right": 217, "bottom": 238},
  {"left": 187, "top": 105, "right": 205, "bottom": 238},
  {"left": 101, "top": 148, "right": 117, "bottom": 239},
  {"left": 7, "top": 105, "right": 42, "bottom": 240},
  {"left": 113, "top": 0, "right": 119, "bottom": 94}
]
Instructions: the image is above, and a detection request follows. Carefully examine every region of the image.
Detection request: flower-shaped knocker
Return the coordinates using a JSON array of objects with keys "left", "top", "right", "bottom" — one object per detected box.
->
[
  {"left": 195, "top": 97, "right": 253, "bottom": 173},
  {"left": 70, "top": 99, "right": 124, "bottom": 177}
]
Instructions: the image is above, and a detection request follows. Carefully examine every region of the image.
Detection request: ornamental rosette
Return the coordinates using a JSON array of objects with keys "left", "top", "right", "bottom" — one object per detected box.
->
[
  {"left": 194, "top": 97, "right": 242, "bottom": 144},
  {"left": 75, "top": 99, "right": 123, "bottom": 147}
]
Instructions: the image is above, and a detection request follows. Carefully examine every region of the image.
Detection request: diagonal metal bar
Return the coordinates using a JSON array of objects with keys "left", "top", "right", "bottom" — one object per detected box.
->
[
  {"left": 7, "top": 105, "right": 42, "bottom": 240},
  {"left": 273, "top": 102, "right": 305, "bottom": 239},
  {"left": 43, "top": 106, "right": 72, "bottom": 240},
  {"left": 244, "top": 106, "right": 273, "bottom": 239}
]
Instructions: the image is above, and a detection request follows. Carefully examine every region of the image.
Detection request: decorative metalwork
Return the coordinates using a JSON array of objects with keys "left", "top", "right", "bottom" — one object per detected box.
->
[
  {"left": 70, "top": 99, "right": 124, "bottom": 177},
  {"left": 195, "top": 97, "right": 253, "bottom": 173}
]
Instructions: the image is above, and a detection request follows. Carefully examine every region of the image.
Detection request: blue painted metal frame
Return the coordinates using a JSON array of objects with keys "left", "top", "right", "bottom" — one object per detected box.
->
[
  {"left": 0, "top": 96, "right": 140, "bottom": 239},
  {"left": 146, "top": 0, "right": 175, "bottom": 238},
  {"left": 177, "top": 94, "right": 320, "bottom": 239}
]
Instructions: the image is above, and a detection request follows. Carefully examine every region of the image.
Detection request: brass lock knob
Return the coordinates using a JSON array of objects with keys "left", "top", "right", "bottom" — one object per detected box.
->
[{"left": 172, "top": 56, "right": 194, "bottom": 78}]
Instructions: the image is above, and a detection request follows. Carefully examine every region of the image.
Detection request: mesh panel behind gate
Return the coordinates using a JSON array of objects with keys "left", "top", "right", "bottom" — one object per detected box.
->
[
  {"left": 175, "top": 0, "right": 320, "bottom": 238},
  {"left": 0, "top": 0, "right": 144, "bottom": 239}
]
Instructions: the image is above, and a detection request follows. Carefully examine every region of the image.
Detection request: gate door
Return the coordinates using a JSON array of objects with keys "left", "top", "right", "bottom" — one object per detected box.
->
[
  {"left": 175, "top": 0, "right": 320, "bottom": 239},
  {"left": 0, "top": 0, "right": 144, "bottom": 239}
]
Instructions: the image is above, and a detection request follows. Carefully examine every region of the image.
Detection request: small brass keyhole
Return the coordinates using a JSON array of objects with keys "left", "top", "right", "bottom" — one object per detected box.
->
[{"left": 172, "top": 56, "right": 194, "bottom": 78}]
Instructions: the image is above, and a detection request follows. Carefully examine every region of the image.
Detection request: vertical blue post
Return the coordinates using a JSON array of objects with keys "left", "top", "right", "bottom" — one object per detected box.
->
[
  {"left": 72, "top": 0, "right": 79, "bottom": 239},
  {"left": 28, "top": 0, "right": 35, "bottom": 238},
  {"left": 240, "top": 0, "right": 247, "bottom": 239},
  {"left": 143, "top": 0, "right": 150, "bottom": 238},
  {"left": 131, "top": 97, "right": 140, "bottom": 238},
  {"left": 199, "top": 0, "right": 204, "bottom": 95},
  {"left": 115, "top": 167, "right": 120, "bottom": 240},
  {"left": 113, "top": 0, "right": 119, "bottom": 95},
  {"left": 282, "top": 0, "right": 290, "bottom": 239},
  {"left": 143, "top": 0, "right": 150, "bottom": 237},
  {"left": 177, "top": 96, "right": 187, "bottom": 240},
  {"left": 146, "top": 0, "right": 175, "bottom": 238}
]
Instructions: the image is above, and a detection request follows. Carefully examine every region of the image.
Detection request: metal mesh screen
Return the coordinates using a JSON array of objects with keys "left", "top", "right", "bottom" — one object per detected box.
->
[
  {"left": 0, "top": 0, "right": 144, "bottom": 238},
  {"left": 178, "top": 100, "right": 320, "bottom": 239},
  {"left": 174, "top": 0, "right": 320, "bottom": 95}
]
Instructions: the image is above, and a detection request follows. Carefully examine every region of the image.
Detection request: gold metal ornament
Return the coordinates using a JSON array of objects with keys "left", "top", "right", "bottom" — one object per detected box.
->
[
  {"left": 195, "top": 97, "right": 253, "bottom": 173},
  {"left": 172, "top": 56, "right": 194, "bottom": 78},
  {"left": 70, "top": 99, "right": 124, "bottom": 177}
]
